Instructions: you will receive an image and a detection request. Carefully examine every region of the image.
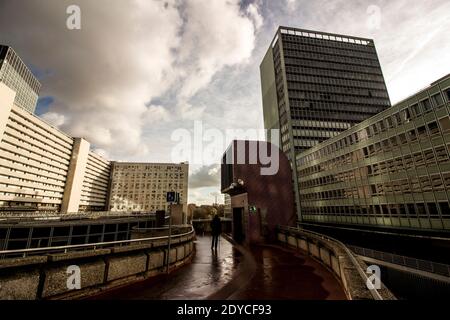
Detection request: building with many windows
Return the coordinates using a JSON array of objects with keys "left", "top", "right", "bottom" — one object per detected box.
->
[
  {"left": 108, "top": 162, "right": 188, "bottom": 214},
  {"left": 296, "top": 74, "right": 450, "bottom": 232},
  {"left": 260, "top": 26, "right": 391, "bottom": 219},
  {"left": 0, "top": 83, "right": 111, "bottom": 212},
  {"left": 1, "top": 82, "right": 189, "bottom": 215},
  {"left": 0, "top": 45, "right": 40, "bottom": 113}
]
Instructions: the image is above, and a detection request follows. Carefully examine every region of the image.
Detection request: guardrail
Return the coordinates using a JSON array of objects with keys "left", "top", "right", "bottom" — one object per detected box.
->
[
  {"left": 349, "top": 245, "right": 450, "bottom": 278},
  {"left": 278, "top": 226, "right": 389, "bottom": 300},
  {"left": 0, "top": 211, "right": 156, "bottom": 222},
  {"left": 0, "top": 225, "right": 194, "bottom": 259}
]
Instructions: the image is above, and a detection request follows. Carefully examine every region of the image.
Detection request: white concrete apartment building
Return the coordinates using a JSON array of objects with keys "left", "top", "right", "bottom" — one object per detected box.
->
[
  {"left": 0, "top": 82, "right": 189, "bottom": 215},
  {"left": 0, "top": 83, "right": 111, "bottom": 213},
  {"left": 108, "top": 162, "right": 189, "bottom": 214}
]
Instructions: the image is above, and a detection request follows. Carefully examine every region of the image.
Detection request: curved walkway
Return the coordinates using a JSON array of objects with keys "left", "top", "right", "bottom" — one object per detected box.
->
[{"left": 91, "top": 235, "right": 346, "bottom": 300}]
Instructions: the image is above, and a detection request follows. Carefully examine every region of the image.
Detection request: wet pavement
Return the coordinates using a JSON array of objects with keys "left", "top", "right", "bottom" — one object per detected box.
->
[
  {"left": 228, "top": 244, "right": 346, "bottom": 300},
  {"left": 92, "top": 235, "right": 243, "bottom": 300},
  {"left": 91, "top": 235, "right": 346, "bottom": 300}
]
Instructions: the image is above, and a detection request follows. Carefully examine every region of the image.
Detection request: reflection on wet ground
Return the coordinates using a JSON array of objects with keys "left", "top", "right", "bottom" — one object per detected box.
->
[
  {"left": 229, "top": 244, "right": 346, "bottom": 300},
  {"left": 91, "top": 235, "right": 346, "bottom": 300},
  {"left": 92, "top": 235, "right": 242, "bottom": 300}
]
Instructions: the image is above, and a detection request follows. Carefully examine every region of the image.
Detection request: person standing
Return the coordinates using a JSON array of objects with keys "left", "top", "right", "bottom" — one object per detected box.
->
[{"left": 210, "top": 214, "right": 222, "bottom": 250}]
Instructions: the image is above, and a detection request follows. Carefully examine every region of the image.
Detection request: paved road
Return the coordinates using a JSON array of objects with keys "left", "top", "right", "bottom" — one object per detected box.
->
[{"left": 92, "top": 235, "right": 346, "bottom": 300}]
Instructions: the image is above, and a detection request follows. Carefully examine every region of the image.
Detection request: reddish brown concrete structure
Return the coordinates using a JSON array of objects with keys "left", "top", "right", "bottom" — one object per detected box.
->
[{"left": 221, "top": 140, "right": 296, "bottom": 244}]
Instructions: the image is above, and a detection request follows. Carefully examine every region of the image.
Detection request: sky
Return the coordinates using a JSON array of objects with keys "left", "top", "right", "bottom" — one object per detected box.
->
[{"left": 0, "top": 0, "right": 449, "bottom": 205}]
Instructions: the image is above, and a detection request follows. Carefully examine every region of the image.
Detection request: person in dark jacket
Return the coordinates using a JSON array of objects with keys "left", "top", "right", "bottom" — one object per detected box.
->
[{"left": 210, "top": 214, "right": 222, "bottom": 250}]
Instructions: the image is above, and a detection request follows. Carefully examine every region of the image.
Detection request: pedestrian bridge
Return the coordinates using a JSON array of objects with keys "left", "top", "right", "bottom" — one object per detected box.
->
[{"left": 0, "top": 223, "right": 395, "bottom": 300}]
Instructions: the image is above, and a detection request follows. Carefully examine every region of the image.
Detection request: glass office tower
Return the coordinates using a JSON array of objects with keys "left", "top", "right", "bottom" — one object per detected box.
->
[
  {"left": 296, "top": 74, "right": 450, "bottom": 232},
  {"left": 0, "top": 45, "right": 40, "bottom": 113},
  {"left": 260, "top": 26, "right": 391, "bottom": 220}
]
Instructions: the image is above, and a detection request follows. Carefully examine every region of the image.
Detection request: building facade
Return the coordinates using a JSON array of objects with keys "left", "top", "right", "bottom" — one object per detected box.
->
[
  {"left": 296, "top": 74, "right": 450, "bottom": 232},
  {"left": 108, "top": 162, "right": 188, "bottom": 214},
  {"left": 260, "top": 26, "right": 391, "bottom": 220},
  {"left": 221, "top": 140, "right": 296, "bottom": 243},
  {"left": 0, "top": 83, "right": 111, "bottom": 213},
  {"left": 0, "top": 46, "right": 40, "bottom": 113}
]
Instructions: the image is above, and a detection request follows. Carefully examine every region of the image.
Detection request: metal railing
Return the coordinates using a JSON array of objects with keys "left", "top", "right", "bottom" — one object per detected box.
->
[
  {"left": 349, "top": 245, "right": 450, "bottom": 278},
  {"left": 279, "top": 225, "right": 383, "bottom": 300},
  {"left": 0, "top": 225, "right": 195, "bottom": 260},
  {"left": 0, "top": 211, "right": 156, "bottom": 223}
]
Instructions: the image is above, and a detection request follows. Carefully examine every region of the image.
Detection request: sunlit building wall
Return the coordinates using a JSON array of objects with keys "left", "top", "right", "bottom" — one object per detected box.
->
[
  {"left": 108, "top": 162, "right": 188, "bottom": 214},
  {"left": 296, "top": 74, "right": 450, "bottom": 231}
]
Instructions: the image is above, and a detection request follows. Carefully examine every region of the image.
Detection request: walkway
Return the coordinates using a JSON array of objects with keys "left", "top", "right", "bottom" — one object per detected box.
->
[
  {"left": 92, "top": 235, "right": 243, "bottom": 300},
  {"left": 91, "top": 235, "right": 346, "bottom": 300}
]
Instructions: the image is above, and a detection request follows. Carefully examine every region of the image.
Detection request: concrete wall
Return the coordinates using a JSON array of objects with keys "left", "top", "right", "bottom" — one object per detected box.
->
[
  {"left": 0, "top": 232, "right": 195, "bottom": 300},
  {"left": 61, "top": 138, "right": 90, "bottom": 213}
]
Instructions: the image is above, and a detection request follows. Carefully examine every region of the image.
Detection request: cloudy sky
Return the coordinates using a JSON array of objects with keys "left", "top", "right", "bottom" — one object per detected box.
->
[{"left": 1, "top": 0, "right": 449, "bottom": 204}]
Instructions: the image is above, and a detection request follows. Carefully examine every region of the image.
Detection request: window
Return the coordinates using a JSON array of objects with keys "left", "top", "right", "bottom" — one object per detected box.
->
[
  {"left": 439, "top": 202, "right": 450, "bottom": 217},
  {"left": 431, "top": 93, "right": 444, "bottom": 107},
  {"left": 439, "top": 117, "right": 450, "bottom": 132},
  {"left": 445, "top": 89, "right": 450, "bottom": 102},
  {"left": 401, "top": 108, "right": 411, "bottom": 122},
  {"left": 427, "top": 121, "right": 439, "bottom": 135},
  {"left": 421, "top": 99, "right": 432, "bottom": 112},
  {"left": 411, "top": 103, "right": 421, "bottom": 117}
]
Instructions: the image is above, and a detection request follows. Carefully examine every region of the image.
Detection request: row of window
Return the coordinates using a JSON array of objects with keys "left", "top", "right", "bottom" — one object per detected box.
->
[
  {"left": 300, "top": 145, "right": 450, "bottom": 189},
  {"left": 298, "top": 87, "right": 450, "bottom": 167},
  {"left": 299, "top": 117, "right": 449, "bottom": 177},
  {"left": 284, "top": 49, "right": 381, "bottom": 69},
  {"left": 288, "top": 89, "right": 389, "bottom": 106},
  {"left": 287, "top": 82, "right": 389, "bottom": 99},
  {"left": 300, "top": 171, "right": 450, "bottom": 201},
  {"left": 285, "top": 65, "right": 386, "bottom": 84},
  {"left": 284, "top": 56, "right": 383, "bottom": 77},
  {"left": 283, "top": 41, "right": 379, "bottom": 60},
  {"left": 286, "top": 72, "right": 388, "bottom": 91},
  {"left": 10, "top": 110, "right": 72, "bottom": 149},
  {"left": 300, "top": 202, "right": 450, "bottom": 217},
  {"left": 280, "top": 33, "right": 374, "bottom": 52}
]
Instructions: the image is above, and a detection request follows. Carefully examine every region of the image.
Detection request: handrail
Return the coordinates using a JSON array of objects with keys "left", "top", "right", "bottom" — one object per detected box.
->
[
  {"left": 0, "top": 211, "right": 157, "bottom": 221},
  {"left": 278, "top": 225, "right": 383, "bottom": 300},
  {"left": 0, "top": 225, "right": 195, "bottom": 258},
  {"left": 349, "top": 245, "right": 450, "bottom": 278}
]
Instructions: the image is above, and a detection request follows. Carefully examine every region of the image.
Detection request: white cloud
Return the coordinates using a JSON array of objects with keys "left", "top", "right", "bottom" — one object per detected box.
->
[
  {"left": 2, "top": 0, "right": 448, "bottom": 204},
  {"left": 40, "top": 112, "right": 65, "bottom": 127}
]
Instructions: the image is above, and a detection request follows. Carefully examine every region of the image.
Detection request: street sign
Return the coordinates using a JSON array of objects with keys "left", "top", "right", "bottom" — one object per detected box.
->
[{"left": 166, "top": 191, "right": 179, "bottom": 203}]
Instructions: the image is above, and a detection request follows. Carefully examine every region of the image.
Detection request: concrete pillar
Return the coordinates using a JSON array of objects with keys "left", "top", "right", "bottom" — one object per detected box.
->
[
  {"left": 0, "top": 83, "right": 15, "bottom": 138},
  {"left": 61, "top": 138, "right": 90, "bottom": 213}
]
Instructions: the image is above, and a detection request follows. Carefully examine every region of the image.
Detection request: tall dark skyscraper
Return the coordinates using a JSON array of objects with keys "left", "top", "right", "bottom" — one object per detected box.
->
[{"left": 260, "top": 26, "right": 391, "bottom": 220}]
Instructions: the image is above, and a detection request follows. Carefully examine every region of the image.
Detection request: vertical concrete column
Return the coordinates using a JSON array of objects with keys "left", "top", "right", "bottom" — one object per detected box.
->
[
  {"left": 61, "top": 138, "right": 90, "bottom": 213},
  {"left": 0, "top": 83, "right": 15, "bottom": 138}
]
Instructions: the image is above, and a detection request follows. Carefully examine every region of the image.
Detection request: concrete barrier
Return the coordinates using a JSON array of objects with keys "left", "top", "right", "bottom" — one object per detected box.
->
[
  {"left": 0, "top": 270, "right": 40, "bottom": 300},
  {"left": 277, "top": 228, "right": 395, "bottom": 300},
  {"left": 42, "top": 260, "right": 105, "bottom": 298},
  {"left": 107, "top": 254, "right": 147, "bottom": 282},
  {"left": 0, "top": 230, "right": 195, "bottom": 300}
]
